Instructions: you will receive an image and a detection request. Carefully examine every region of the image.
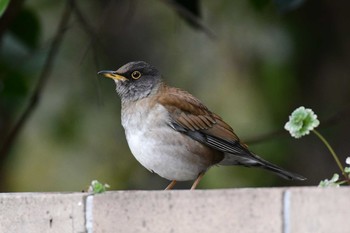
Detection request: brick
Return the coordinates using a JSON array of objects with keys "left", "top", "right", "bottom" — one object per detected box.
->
[
  {"left": 287, "top": 187, "right": 350, "bottom": 233},
  {"left": 92, "top": 189, "right": 284, "bottom": 233},
  {"left": 0, "top": 192, "right": 87, "bottom": 233}
]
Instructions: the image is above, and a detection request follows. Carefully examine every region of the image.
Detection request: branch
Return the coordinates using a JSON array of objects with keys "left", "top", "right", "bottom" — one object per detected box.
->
[
  {"left": 0, "top": 1, "right": 73, "bottom": 158},
  {"left": 161, "top": 0, "right": 216, "bottom": 39},
  {"left": 69, "top": 0, "right": 99, "bottom": 44},
  {"left": 245, "top": 105, "right": 350, "bottom": 145}
]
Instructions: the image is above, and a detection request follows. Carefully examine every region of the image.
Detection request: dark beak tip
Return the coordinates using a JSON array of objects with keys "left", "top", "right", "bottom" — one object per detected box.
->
[
  {"left": 97, "top": 70, "right": 106, "bottom": 75},
  {"left": 97, "top": 70, "right": 114, "bottom": 75}
]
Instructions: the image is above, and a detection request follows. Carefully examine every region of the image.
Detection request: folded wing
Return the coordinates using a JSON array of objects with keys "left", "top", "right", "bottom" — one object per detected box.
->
[{"left": 156, "top": 85, "right": 306, "bottom": 181}]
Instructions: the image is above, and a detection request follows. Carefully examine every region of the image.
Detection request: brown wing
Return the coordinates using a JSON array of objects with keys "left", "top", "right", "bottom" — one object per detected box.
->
[
  {"left": 155, "top": 85, "right": 306, "bottom": 180},
  {"left": 156, "top": 85, "right": 250, "bottom": 155}
]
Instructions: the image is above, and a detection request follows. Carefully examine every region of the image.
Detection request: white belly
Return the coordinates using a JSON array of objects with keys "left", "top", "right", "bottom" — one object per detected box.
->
[{"left": 121, "top": 102, "right": 208, "bottom": 181}]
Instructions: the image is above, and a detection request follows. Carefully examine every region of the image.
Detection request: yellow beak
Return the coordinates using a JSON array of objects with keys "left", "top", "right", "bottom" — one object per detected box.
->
[{"left": 98, "top": 70, "right": 128, "bottom": 81}]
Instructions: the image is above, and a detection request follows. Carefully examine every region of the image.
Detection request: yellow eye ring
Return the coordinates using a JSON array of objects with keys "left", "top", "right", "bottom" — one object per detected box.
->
[{"left": 131, "top": 71, "right": 141, "bottom": 79}]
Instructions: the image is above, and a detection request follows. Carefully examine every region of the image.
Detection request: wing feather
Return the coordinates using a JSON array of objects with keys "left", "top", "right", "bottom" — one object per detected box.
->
[
  {"left": 155, "top": 84, "right": 306, "bottom": 181},
  {"left": 156, "top": 85, "right": 248, "bottom": 156}
]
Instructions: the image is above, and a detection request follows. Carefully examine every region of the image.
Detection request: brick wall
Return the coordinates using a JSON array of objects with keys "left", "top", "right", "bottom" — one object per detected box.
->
[{"left": 0, "top": 187, "right": 348, "bottom": 233}]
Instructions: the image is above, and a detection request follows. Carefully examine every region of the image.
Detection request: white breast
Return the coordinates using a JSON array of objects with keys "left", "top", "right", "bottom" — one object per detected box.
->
[{"left": 121, "top": 100, "right": 208, "bottom": 181}]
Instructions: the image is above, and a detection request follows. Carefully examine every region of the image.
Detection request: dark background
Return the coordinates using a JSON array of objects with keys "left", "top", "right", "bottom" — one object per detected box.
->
[{"left": 0, "top": 0, "right": 349, "bottom": 191}]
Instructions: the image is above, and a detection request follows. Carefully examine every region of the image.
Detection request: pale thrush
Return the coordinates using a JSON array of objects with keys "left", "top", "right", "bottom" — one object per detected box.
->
[{"left": 98, "top": 61, "right": 306, "bottom": 190}]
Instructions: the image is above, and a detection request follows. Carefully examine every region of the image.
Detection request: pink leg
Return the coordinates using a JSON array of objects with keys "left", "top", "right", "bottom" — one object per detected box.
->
[
  {"left": 165, "top": 180, "right": 177, "bottom": 190},
  {"left": 191, "top": 172, "right": 205, "bottom": 190}
]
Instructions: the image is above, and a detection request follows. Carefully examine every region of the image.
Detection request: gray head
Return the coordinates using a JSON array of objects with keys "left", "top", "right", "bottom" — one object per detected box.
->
[{"left": 98, "top": 61, "right": 162, "bottom": 102}]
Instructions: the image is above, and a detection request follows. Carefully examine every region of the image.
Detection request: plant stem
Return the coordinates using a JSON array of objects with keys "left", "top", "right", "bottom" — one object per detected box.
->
[{"left": 312, "top": 129, "right": 347, "bottom": 179}]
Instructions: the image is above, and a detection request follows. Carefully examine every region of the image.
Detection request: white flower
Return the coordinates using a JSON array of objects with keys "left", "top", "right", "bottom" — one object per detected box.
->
[
  {"left": 285, "top": 106, "right": 320, "bottom": 138},
  {"left": 345, "top": 167, "right": 350, "bottom": 173},
  {"left": 345, "top": 157, "right": 350, "bottom": 175},
  {"left": 318, "top": 173, "right": 340, "bottom": 187}
]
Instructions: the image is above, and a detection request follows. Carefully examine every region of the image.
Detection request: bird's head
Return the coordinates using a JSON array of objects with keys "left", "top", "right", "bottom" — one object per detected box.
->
[{"left": 98, "top": 61, "right": 162, "bottom": 102}]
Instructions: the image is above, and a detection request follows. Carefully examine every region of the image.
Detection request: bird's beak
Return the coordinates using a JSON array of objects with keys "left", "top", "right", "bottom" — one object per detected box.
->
[{"left": 97, "top": 70, "right": 128, "bottom": 81}]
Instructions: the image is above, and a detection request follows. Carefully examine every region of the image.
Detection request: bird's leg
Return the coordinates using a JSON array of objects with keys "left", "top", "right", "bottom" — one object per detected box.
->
[
  {"left": 191, "top": 172, "right": 205, "bottom": 190},
  {"left": 165, "top": 180, "right": 177, "bottom": 190}
]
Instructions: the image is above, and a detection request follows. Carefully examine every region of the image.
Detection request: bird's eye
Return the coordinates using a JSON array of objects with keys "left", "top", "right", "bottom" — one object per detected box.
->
[{"left": 131, "top": 71, "right": 141, "bottom": 79}]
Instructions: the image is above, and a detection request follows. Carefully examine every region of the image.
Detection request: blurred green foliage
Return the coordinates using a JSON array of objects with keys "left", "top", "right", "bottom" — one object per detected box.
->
[
  {"left": 9, "top": 8, "right": 41, "bottom": 50},
  {"left": 0, "top": 0, "right": 10, "bottom": 17},
  {"left": 0, "top": 0, "right": 349, "bottom": 192}
]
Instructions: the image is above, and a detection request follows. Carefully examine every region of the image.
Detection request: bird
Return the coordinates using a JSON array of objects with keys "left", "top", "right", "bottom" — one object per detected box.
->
[{"left": 98, "top": 61, "right": 306, "bottom": 190}]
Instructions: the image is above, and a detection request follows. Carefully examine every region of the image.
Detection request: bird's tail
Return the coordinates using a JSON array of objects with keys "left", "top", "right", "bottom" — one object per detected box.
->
[
  {"left": 221, "top": 153, "right": 306, "bottom": 181},
  {"left": 254, "top": 155, "right": 306, "bottom": 181}
]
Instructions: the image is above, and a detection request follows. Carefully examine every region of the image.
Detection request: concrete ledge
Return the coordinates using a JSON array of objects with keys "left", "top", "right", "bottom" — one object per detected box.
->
[
  {"left": 0, "top": 187, "right": 349, "bottom": 233},
  {"left": 0, "top": 192, "right": 87, "bottom": 233},
  {"left": 92, "top": 189, "right": 282, "bottom": 233}
]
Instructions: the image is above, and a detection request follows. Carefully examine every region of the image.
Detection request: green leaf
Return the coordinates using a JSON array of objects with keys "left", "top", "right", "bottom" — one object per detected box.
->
[
  {"left": 249, "top": 0, "right": 271, "bottom": 11},
  {"left": 9, "top": 7, "right": 41, "bottom": 50},
  {"left": 0, "top": 0, "right": 10, "bottom": 17},
  {"left": 0, "top": 63, "right": 29, "bottom": 113},
  {"left": 0, "top": 64, "right": 28, "bottom": 98},
  {"left": 88, "top": 180, "right": 110, "bottom": 194}
]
